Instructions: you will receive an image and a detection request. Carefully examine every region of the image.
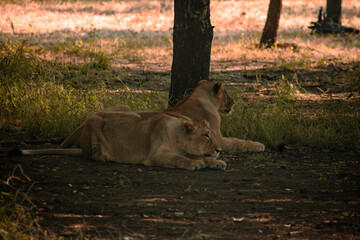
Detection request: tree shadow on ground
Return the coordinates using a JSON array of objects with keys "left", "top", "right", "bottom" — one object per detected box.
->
[
  {"left": 1, "top": 148, "right": 359, "bottom": 239},
  {"left": 118, "top": 60, "right": 360, "bottom": 97}
]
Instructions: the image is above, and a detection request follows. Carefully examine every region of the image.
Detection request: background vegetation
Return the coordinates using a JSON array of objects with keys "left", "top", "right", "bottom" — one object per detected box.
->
[{"left": 0, "top": 0, "right": 359, "bottom": 151}]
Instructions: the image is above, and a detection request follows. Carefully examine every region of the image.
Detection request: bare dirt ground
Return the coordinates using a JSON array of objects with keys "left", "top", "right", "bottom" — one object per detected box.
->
[{"left": 1, "top": 144, "right": 359, "bottom": 239}]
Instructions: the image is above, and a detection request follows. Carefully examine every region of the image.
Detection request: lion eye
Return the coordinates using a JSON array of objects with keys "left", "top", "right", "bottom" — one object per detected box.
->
[{"left": 203, "top": 134, "right": 211, "bottom": 141}]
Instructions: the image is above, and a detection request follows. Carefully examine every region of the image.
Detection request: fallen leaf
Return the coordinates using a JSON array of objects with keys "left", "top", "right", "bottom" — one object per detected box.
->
[
  {"left": 174, "top": 212, "right": 184, "bottom": 217},
  {"left": 232, "top": 217, "right": 245, "bottom": 222},
  {"left": 342, "top": 211, "right": 349, "bottom": 217}
]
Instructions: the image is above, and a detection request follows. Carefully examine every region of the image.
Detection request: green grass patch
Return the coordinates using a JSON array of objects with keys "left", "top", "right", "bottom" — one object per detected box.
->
[
  {"left": 0, "top": 38, "right": 167, "bottom": 140},
  {"left": 222, "top": 85, "right": 360, "bottom": 151},
  {"left": 0, "top": 79, "right": 167, "bottom": 139}
]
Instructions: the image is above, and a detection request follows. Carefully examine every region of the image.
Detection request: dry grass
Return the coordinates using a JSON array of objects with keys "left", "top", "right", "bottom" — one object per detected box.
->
[{"left": 1, "top": 0, "right": 359, "bottom": 71}]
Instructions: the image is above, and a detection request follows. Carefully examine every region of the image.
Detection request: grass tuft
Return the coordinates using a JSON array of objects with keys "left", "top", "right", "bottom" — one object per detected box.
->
[{"left": 0, "top": 165, "right": 54, "bottom": 240}]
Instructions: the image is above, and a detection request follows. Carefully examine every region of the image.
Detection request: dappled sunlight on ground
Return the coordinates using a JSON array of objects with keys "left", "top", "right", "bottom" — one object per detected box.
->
[
  {"left": 2, "top": 150, "right": 359, "bottom": 238},
  {"left": 1, "top": 0, "right": 359, "bottom": 72}
]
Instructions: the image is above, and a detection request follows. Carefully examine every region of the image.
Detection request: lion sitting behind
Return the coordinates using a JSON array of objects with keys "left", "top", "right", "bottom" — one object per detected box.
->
[{"left": 61, "top": 80, "right": 265, "bottom": 153}]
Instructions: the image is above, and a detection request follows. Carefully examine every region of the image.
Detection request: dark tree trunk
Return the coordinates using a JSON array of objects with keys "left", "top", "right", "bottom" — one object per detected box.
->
[
  {"left": 326, "top": 0, "right": 342, "bottom": 24},
  {"left": 260, "top": 0, "right": 282, "bottom": 48},
  {"left": 169, "top": 0, "right": 213, "bottom": 107}
]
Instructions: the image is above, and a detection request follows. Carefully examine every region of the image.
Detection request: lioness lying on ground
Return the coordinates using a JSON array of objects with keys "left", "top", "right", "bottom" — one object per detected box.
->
[
  {"left": 14, "top": 111, "right": 226, "bottom": 171},
  {"left": 62, "top": 80, "right": 265, "bottom": 152}
]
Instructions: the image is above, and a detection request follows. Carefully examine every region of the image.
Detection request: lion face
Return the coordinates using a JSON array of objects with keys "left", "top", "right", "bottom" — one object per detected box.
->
[
  {"left": 219, "top": 89, "right": 234, "bottom": 114},
  {"left": 214, "top": 82, "right": 234, "bottom": 114},
  {"left": 182, "top": 120, "right": 221, "bottom": 158}
]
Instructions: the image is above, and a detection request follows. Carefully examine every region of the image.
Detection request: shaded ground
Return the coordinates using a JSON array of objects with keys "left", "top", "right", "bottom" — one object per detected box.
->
[
  {"left": 114, "top": 60, "right": 360, "bottom": 97},
  {"left": 1, "top": 64, "right": 360, "bottom": 239},
  {"left": 1, "top": 144, "right": 359, "bottom": 239}
]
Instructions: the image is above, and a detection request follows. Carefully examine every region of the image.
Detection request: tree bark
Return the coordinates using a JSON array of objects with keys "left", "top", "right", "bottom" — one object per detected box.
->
[
  {"left": 169, "top": 0, "right": 213, "bottom": 106},
  {"left": 259, "top": 0, "right": 282, "bottom": 48},
  {"left": 326, "top": 0, "right": 341, "bottom": 24}
]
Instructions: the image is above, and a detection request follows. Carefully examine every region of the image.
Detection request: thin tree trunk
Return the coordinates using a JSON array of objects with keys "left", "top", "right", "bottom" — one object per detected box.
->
[
  {"left": 260, "top": 0, "right": 282, "bottom": 48},
  {"left": 169, "top": 0, "right": 213, "bottom": 107},
  {"left": 326, "top": 0, "right": 341, "bottom": 24}
]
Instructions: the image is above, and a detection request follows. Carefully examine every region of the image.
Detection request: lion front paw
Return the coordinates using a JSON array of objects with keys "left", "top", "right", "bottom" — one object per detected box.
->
[
  {"left": 187, "top": 159, "right": 206, "bottom": 171},
  {"left": 247, "top": 142, "right": 265, "bottom": 152},
  {"left": 204, "top": 159, "right": 227, "bottom": 170}
]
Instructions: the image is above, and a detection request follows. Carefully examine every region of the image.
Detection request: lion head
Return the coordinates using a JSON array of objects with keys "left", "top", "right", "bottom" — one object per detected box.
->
[
  {"left": 180, "top": 119, "right": 221, "bottom": 158},
  {"left": 198, "top": 80, "right": 234, "bottom": 114}
]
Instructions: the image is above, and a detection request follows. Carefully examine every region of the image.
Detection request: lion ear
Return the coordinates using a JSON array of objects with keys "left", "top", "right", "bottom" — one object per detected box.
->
[
  {"left": 199, "top": 80, "right": 208, "bottom": 85},
  {"left": 213, "top": 82, "right": 223, "bottom": 94},
  {"left": 182, "top": 120, "right": 197, "bottom": 135}
]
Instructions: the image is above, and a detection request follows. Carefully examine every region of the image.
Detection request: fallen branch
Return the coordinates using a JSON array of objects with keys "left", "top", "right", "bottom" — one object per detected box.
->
[{"left": 308, "top": 7, "right": 359, "bottom": 34}]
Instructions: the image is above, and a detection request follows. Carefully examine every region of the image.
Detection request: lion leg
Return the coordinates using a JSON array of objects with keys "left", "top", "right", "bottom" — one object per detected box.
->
[
  {"left": 203, "top": 158, "right": 227, "bottom": 170},
  {"left": 149, "top": 151, "right": 206, "bottom": 171},
  {"left": 83, "top": 114, "right": 111, "bottom": 161},
  {"left": 61, "top": 123, "right": 84, "bottom": 148},
  {"left": 62, "top": 105, "right": 133, "bottom": 149},
  {"left": 220, "top": 137, "right": 265, "bottom": 152}
]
